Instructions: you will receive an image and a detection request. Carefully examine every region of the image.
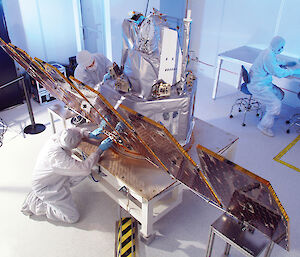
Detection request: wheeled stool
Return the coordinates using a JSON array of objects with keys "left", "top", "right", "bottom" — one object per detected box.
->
[
  {"left": 229, "top": 66, "right": 262, "bottom": 126},
  {"left": 286, "top": 92, "right": 300, "bottom": 133}
]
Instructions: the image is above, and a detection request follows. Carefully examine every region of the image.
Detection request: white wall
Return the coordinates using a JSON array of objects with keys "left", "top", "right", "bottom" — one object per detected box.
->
[
  {"left": 109, "top": 0, "right": 160, "bottom": 65},
  {"left": 160, "top": 0, "right": 186, "bottom": 19},
  {"left": 187, "top": 0, "right": 300, "bottom": 107},
  {"left": 276, "top": 0, "right": 300, "bottom": 57},
  {"left": 3, "top": 0, "right": 78, "bottom": 67}
]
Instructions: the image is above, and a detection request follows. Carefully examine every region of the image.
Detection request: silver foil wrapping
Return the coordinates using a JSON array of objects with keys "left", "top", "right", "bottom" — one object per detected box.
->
[
  {"left": 121, "top": 19, "right": 138, "bottom": 68},
  {"left": 122, "top": 14, "right": 169, "bottom": 99},
  {"left": 124, "top": 49, "right": 160, "bottom": 98},
  {"left": 99, "top": 80, "right": 196, "bottom": 145},
  {"left": 113, "top": 11, "right": 195, "bottom": 145}
]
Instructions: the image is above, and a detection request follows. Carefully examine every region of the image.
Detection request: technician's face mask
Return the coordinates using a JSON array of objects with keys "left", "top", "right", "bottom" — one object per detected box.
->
[
  {"left": 276, "top": 45, "right": 284, "bottom": 54},
  {"left": 86, "top": 60, "right": 97, "bottom": 71}
]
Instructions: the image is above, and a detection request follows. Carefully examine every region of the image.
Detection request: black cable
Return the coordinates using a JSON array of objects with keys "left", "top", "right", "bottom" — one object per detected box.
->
[
  {"left": 145, "top": 0, "right": 150, "bottom": 16},
  {"left": 81, "top": 151, "right": 99, "bottom": 182},
  {"left": 90, "top": 172, "right": 99, "bottom": 182},
  {"left": 90, "top": 167, "right": 99, "bottom": 183}
]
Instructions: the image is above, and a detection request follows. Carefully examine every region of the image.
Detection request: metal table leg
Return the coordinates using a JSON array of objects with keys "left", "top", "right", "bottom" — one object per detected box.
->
[
  {"left": 224, "top": 242, "right": 231, "bottom": 256},
  {"left": 264, "top": 241, "right": 274, "bottom": 257},
  {"left": 207, "top": 213, "right": 274, "bottom": 257},
  {"left": 237, "top": 65, "right": 243, "bottom": 90},
  {"left": 212, "top": 57, "right": 223, "bottom": 100},
  {"left": 206, "top": 226, "right": 216, "bottom": 257},
  {"left": 140, "top": 198, "right": 155, "bottom": 245},
  {"left": 48, "top": 110, "right": 56, "bottom": 134}
]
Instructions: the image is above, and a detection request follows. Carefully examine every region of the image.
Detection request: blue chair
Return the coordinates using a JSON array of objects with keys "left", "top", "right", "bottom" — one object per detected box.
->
[
  {"left": 229, "top": 65, "right": 262, "bottom": 126},
  {"left": 286, "top": 92, "right": 300, "bottom": 133}
]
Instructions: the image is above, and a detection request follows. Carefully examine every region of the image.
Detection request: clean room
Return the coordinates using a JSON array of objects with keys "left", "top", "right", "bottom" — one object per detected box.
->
[{"left": 0, "top": 0, "right": 300, "bottom": 256}]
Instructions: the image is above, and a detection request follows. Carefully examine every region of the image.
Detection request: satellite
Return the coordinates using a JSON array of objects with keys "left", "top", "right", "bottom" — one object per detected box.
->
[{"left": 0, "top": 10, "right": 290, "bottom": 250}]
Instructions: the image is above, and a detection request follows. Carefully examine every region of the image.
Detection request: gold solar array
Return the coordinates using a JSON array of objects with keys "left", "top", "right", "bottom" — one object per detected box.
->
[
  {"left": 0, "top": 37, "right": 221, "bottom": 205},
  {"left": 117, "top": 105, "right": 221, "bottom": 205},
  {"left": 196, "top": 145, "right": 289, "bottom": 250},
  {"left": 0, "top": 37, "right": 290, "bottom": 251}
]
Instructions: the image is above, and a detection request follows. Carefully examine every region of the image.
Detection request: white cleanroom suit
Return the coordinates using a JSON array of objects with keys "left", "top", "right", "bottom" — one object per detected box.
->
[
  {"left": 21, "top": 127, "right": 112, "bottom": 223},
  {"left": 248, "top": 36, "right": 300, "bottom": 136},
  {"left": 74, "top": 50, "right": 112, "bottom": 89}
]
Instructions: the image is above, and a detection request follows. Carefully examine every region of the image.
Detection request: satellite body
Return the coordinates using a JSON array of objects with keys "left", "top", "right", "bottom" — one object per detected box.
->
[
  {"left": 103, "top": 10, "right": 195, "bottom": 145},
  {"left": 0, "top": 9, "right": 290, "bottom": 251}
]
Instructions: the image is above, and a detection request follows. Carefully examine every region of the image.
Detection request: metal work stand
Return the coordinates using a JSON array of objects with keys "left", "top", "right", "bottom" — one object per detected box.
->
[
  {"left": 19, "top": 76, "right": 46, "bottom": 134},
  {"left": 206, "top": 213, "right": 274, "bottom": 257}
]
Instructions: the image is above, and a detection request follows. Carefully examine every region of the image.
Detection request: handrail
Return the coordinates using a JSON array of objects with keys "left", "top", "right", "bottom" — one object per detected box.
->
[
  {"left": 0, "top": 76, "right": 24, "bottom": 90},
  {"left": 0, "top": 75, "right": 45, "bottom": 135}
]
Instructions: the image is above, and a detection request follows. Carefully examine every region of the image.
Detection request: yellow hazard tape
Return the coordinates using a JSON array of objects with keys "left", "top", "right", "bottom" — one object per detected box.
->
[
  {"left": 273, "top": 134, "right": 300, "bottom": 173},
  {"left": 115, "top": 217, "right": 137, "bottom": 257}
]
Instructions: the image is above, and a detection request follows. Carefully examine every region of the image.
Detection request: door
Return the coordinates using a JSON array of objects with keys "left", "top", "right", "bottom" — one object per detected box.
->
[{"left": 80, "top": 0, "right": 105, "bottom": 55}]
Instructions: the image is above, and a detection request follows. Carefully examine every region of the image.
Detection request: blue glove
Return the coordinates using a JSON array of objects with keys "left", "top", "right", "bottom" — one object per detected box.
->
[
  {"left": 103, "top": 73, "right": 111, "bottom": 81},
  {"left": 115, "top": 122, "right": 125, "bottom": 133},
  {"left": 88, "top": 133, "right": 101, "bottom": 139},
  {"left": 286, "top": 61, "right": 297, "bottom": 67},
  {"left": 89, "top": 115, "right": 110, "bottom": 138},
  {"left": 98, "top": 137, "right": 113, "bottom": 151},
  {"left": 280, "top": 61, "right": 297, "bottom": 69}
]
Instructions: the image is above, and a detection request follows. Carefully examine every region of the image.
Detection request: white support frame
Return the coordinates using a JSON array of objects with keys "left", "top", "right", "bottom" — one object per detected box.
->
[
  {"left": 95, "top": 165, "right": 184, "bottom": 241},
  {"left": 72, "top": 117, "right": 238, "bottom": 243}
]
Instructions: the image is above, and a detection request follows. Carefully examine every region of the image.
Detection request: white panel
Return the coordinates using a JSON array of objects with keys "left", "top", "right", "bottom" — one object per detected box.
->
[
  {"left": 17, "top": 0, "right": 46, "bottom": 60},
  {"left": 38, "top": 0, "right": 77, "bottom": 64},
  {"left": 72, "top": 0, "right": 84, "bottom": 52},
  {"left": 80, "top": 0, "right": 105, "bottom": 55},
  {"left": 276, "top": 0, "right": 300, "bottom": 57},
  {"left": 158, "top": 28, "right": 182, "bottom": 85},
  {"left": 187, "top": 0, "right": 225, "bottom": 77}
]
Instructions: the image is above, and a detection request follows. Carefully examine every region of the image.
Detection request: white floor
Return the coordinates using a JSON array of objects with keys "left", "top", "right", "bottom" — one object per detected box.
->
[{"left": 0, "top": 75, "right": 299, "bottom": 257}]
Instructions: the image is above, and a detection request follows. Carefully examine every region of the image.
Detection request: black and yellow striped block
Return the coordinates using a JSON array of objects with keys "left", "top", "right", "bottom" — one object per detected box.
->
[{"left": 115, "top": 217, "right": 138, "bottom": 257}]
